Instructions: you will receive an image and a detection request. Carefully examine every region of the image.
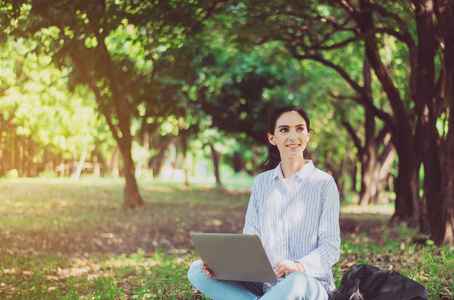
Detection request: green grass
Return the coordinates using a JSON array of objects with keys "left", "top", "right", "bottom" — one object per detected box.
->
[
  {"left": 335, "top": 222, "right": 454, "bottom": 298},
  {"left": 0, "top": 178, "right": 453, "bottom": 299},
  {"left": 0, "top": 249, "right": 201, "bottom": 299}
]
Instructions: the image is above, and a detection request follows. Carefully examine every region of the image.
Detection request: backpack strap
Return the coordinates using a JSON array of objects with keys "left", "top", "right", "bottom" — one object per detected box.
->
[
  {"left": 331, "top": 278, "right": 361, "bottom": 300},
  {"left": 345, "top": 278, "right": 361, "bottom": 300}
]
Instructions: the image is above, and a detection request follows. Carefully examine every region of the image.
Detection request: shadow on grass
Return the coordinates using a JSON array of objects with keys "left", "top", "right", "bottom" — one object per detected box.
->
[{"left": 1, "top": 179, "right": 453, "bottom": 299}]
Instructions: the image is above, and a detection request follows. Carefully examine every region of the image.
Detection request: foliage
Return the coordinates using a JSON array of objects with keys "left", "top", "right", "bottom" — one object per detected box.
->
[
  {"left": 0, "top": 0, "right": 389, "bottom": 194},
  {"left": 217, "top": 0, "right": 454, "bottom": 243},
  {"left": 0, "top": 0, "right": 234, "bottom": 207},
  {"left": 184, "top": 16, "right": 359, "bottom": 176},
  {"left": 1, "top": 0, "right": 453, "bottom": 243},
  {"left": 0, "top": 37, "right": 110, "bottom": 176}
]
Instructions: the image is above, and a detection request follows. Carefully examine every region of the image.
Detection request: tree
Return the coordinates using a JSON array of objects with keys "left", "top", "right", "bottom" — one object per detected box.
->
[
  {"left": 338, "top": 58, "right": 395, "bottom": 205},
  {"left": 192, "top": 35, "right": 297, "bottom": 146},
  {"left": 187, "top": 18, "right": 358, "bottom": 190},
  {"left": 225, "top": 0, "right": 454, "bottom": 243},
  {"left": 1, "top": 0, "right": 225, "bottom": 208},
  {"left": 0, "top": 37, "right": 105, "bottom": 178}
]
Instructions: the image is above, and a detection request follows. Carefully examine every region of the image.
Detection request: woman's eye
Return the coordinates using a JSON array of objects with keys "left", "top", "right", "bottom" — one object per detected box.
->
[{"left": 280, "top": 128, "right": 288, "bottom": 133}]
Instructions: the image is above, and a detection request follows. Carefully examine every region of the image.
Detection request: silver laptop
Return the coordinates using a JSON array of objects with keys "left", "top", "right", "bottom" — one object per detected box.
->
[{"left": 190, "top": 233, "right": 278, "bottom": 282}]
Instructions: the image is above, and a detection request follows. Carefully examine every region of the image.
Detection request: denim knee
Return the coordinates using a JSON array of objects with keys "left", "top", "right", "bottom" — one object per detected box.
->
[
  {"left": 286, "top": 271, "right": 319, "bottom": 290},
  {"left": 187, "top": 260, "right": 205, "bottom": 287},
  {"left": 287, "top": 271, "right": 307, "bottom": 282},
  {"left": 285, "top": 271, "right": 328, "bottom": 300}
]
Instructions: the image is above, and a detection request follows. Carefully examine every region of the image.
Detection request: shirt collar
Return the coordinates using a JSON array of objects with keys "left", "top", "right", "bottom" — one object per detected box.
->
[{"left": 271, "top": 160, "right": 314, "bottom": 181}]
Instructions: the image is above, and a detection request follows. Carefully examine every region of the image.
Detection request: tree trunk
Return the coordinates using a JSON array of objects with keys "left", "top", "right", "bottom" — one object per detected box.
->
[
  {"left": 26, "top": 135, "right": 36, "bottom": 177},
  {"left": 359, "top": 151, "right": 379, "bottom": 206},
  {"left": 70, "top": 151, "right": 77, "bottom": 177},
  {"left": 69, "top": 31, "right": 144, "bottom": 208},
  {"left": 338, "top": 58, "right": 396, "bottom": 206},
  {"left": 412, "top": 0, "right": 443, "bottom": 240},
  {"left": 209, "top": 144, "right": 222, "bottom": 188},
  {"left": 143, "top": 130, "right": 149, "bottom": 176},
  {"left": 180, "top": 131, "right": 190, "bottom": 187},
  {"left": 71, "top": 147, "right": 88, "bottom": 180},
  {"left": 232, "top": 151, "right": 243, "bottom": 173},
  {"left": 93, "top": 153, "right": 101, "bottom": 177},
  {"left": 359, "top": 60, "right": 379, "bottom": 206},
  {"left": 0, "top": 107, "right": 16, "bottom": 176},
  {"left": 17, "top": 134, "right": 23, "bottom": 176},
  {"left": 150, "top": 147, "right": 165, "bottom": 178},
  {"left": 149, "top": 136, "right": 178, "bottom": 178},
  {"left": 441, "top": 0, "right": 454, "bottom": 245},
  {"left": 118, "top": 139, "right": 144, "bottom": 208},
  {"left": 356, "top": 5, "right": 420, "bottom": 224},
  {"left": 111, "top": 148, "right": 120, "bottom": 177},
  {"left": 429, "top": 0, "right": 454, "bottom": 244},
  {"left": 390, "top": 140, "right": 419, "bottom": 226},
  {"left": 342, "top": 112, "right": 392, "bottom": 205},
  {"left": 440, "top": 132, "right": 454, "bottom": 244},
  {"left": 323, "top": 149, "right": 344, "bottom": 201},
  {"left": 350, "top": 157, "right": 357, "bottom": 192}
]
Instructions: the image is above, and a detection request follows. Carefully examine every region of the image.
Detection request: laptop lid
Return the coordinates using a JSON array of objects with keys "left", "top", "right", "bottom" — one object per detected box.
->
[{"left": 190, "top": 233, "right": 278, "bottom": 282}]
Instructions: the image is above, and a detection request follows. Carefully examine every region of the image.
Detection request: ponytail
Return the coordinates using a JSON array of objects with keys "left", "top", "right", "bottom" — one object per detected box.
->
[{"left": 261, "top": 145, "right": 281, "bottom": 171}]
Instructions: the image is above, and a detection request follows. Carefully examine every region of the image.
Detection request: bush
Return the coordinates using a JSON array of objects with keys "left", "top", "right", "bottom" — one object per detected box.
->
[{"left": 5, "top": 169, "right": 19, "bottom": 178}]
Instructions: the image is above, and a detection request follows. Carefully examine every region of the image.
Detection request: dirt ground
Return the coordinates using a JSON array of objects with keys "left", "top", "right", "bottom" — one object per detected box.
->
[{"left": 0, "top": 206, "right": 389, "bottom": 257}]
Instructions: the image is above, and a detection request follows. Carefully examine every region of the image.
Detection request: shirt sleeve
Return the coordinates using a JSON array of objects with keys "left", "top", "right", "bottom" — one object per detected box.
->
[
  {"left": 243, "top": 178, "right": 261, "bottom": 236},
  {"left": 296, "top": 177, "right": 341, "bottom": 278}
]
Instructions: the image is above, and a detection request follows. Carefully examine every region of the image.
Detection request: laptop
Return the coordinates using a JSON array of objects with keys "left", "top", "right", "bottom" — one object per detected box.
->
[{"left": 190, "top": 233, "right": 278, "bottom": 282}]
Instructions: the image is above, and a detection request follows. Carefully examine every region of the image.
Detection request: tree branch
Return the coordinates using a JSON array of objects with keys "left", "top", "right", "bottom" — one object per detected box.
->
[
  {"left": 342, "top": 120, "right": 364, "bottom": 154},
  {"left": 289, "top": 48, "right": 393, "bottom": 124}
]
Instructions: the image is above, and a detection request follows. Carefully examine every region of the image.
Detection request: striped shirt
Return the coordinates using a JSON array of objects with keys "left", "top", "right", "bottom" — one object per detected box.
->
[{"left": 243, "top": 160, "right": 341, "bottom": 295}]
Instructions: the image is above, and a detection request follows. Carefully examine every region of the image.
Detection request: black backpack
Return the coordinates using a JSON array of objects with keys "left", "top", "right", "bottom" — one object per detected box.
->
[{"left": 331, "top": 264, "right": 428, "bottom": 300}]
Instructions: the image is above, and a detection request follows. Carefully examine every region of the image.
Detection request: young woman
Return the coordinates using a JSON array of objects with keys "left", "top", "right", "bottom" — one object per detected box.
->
[{"left": 188, "top": 106, "right": 341, "bottom": 299}]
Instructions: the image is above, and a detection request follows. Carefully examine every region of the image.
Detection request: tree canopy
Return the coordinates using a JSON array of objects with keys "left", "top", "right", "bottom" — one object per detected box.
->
[{"left": 1, "top": 0, "right": 453, "bottom": 244}]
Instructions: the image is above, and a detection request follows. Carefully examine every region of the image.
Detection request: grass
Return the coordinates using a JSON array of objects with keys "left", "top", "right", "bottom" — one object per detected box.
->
[
  {"left": 335, "top": 223, "right": 454, "bottom": 298},
  {"left": 0, "top": 177, "right": 453, "bottom": 299},
  {"left": 0, "top": 249, "right": 201, "bottom": 299}
]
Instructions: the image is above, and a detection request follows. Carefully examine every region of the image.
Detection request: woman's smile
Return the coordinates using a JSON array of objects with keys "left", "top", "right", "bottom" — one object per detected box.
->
[{"left": 286, "top": 143, "right": 301, "bottom": 149}]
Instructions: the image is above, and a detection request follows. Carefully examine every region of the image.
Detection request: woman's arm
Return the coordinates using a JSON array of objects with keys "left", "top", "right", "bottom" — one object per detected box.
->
[
  {"left": 243, "top": 179, "right": 261, "bottom": 236},
  {"left": 296, "top": 178, "right": 341, "bottom": 277}
]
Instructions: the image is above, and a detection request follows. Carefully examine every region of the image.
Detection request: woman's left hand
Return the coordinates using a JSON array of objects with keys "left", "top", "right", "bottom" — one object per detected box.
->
[{"left": 273, "top": 260, "right": 303, "bottom": 278}]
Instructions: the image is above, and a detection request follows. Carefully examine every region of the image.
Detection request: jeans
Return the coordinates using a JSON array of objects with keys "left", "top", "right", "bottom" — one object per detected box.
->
[{"left": 187, "top": 260, "right": 329, "bottom": 300}]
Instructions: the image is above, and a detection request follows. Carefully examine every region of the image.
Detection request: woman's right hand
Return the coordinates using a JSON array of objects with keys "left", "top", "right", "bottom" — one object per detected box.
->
[{"left": 201, "top": 262, "right": 212, "bottom": 278}]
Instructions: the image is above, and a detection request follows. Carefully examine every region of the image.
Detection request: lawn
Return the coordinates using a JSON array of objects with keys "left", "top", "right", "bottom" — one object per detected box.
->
[{"left": 0, "top": 177, "right": 453, "bottom": 299}]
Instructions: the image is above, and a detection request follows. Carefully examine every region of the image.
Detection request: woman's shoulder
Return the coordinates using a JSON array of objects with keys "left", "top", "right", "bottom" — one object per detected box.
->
[
  {"left": 312, "top": 165, "right": 333, "bottom": 178},
  {"left": 310, "top": 163, "right": 336, "bottom": 184},
  {"left": 253, "top": 168, "right": 277, "bottom": 184}
]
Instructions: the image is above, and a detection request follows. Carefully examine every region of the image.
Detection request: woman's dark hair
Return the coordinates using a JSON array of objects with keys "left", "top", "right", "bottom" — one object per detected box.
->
[{"left": 261, "top": 105, "right": 311, "bottom": 171}]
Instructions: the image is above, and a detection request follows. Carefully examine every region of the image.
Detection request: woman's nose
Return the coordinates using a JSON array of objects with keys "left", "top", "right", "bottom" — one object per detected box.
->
[{"left": 289, "top": 129, "right": 297, "bottom": 139}]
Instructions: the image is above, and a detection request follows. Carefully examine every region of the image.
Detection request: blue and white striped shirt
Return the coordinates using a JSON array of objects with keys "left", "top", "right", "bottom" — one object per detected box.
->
[{"left": 243, "top": 160, "right": 341, "bottom": 295}]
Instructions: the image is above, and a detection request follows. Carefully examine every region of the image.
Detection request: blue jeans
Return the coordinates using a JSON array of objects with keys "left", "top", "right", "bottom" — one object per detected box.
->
[{"left": 187, "top": 260, "right": 329, "bottom": 300}]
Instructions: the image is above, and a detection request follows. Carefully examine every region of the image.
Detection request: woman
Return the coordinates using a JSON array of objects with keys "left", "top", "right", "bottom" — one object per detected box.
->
[{"left": 188, "top": 106, "right": 341, "bottom": 299}]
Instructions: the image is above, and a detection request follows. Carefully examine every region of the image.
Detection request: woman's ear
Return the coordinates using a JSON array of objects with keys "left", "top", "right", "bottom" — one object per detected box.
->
[{"left": 267, "top": 132, "right": 276, "bottom": 145}]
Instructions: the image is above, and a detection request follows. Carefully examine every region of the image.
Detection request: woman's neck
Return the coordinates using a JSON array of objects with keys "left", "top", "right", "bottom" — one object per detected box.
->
[{"left": 280, "top": 156, "right": 307, "bottom": 183}]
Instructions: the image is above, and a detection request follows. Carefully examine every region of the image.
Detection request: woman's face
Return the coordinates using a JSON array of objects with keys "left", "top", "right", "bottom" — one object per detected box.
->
[{"left": 267, "top": 111, "right": 310, "bottom": 160}]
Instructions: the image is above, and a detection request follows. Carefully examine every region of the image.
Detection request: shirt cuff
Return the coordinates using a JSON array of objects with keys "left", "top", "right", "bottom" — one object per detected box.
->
[{"left": 295, "top": 261, "right": 305, "bottom": 272}]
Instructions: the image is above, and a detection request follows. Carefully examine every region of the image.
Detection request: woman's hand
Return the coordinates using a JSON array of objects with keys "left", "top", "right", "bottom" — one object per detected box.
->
[
  {"left": 273, "top": 260, "right": 304, "bottom": 278},
  {"left": 201, "top": 262, "right": 213, "bottom": 278}
]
